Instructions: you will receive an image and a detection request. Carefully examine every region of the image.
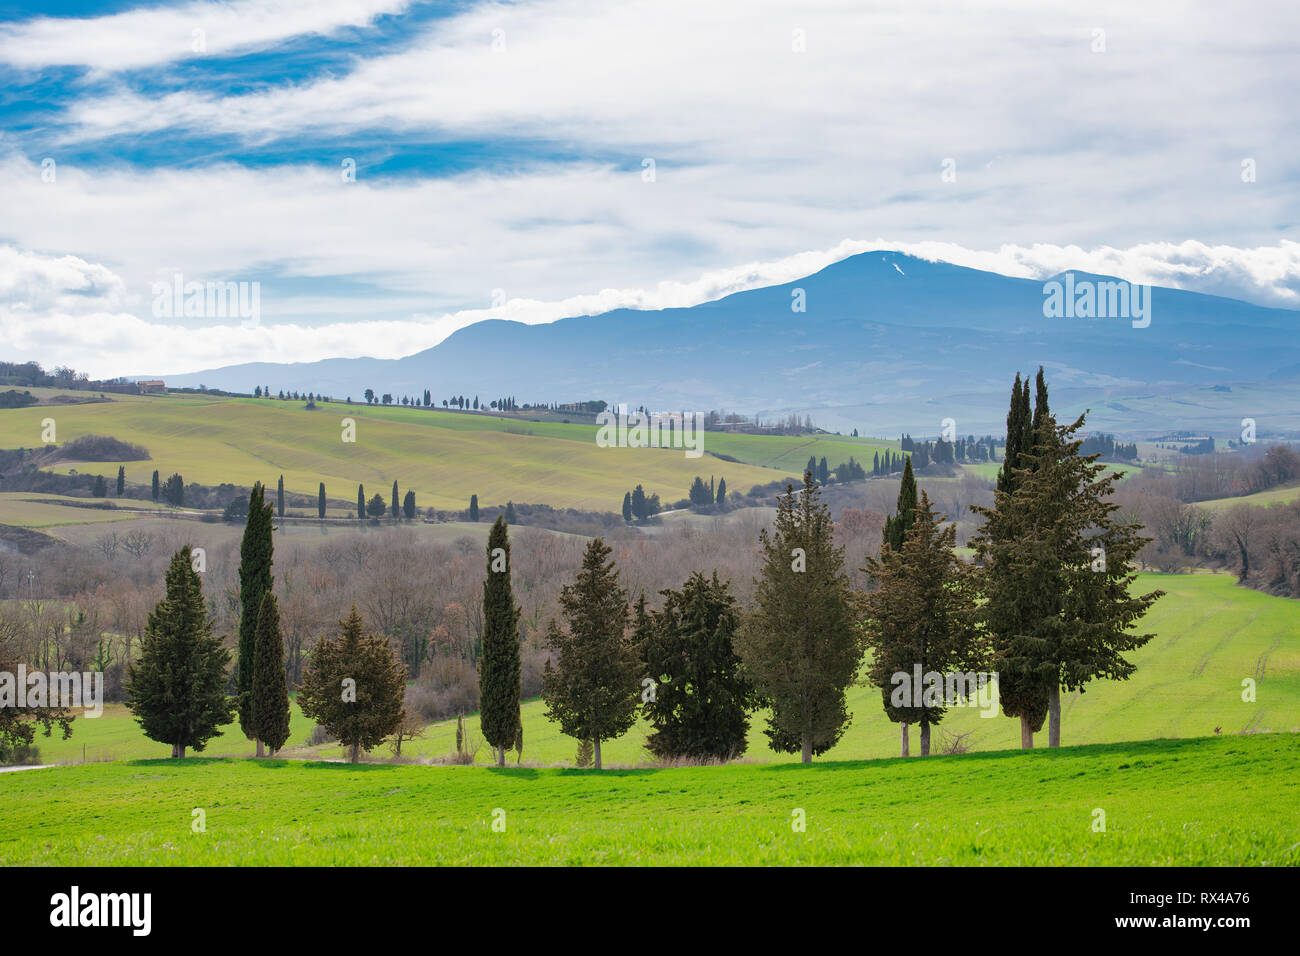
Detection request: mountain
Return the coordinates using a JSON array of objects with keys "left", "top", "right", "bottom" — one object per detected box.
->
[{"left": 162, "top": 252, "right": 1300, "bottom": 439}]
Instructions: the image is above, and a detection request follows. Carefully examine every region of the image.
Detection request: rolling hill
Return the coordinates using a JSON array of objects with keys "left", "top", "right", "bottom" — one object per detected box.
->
[{"left": 0, "top": 389, "right": 897, "bottom": 513}]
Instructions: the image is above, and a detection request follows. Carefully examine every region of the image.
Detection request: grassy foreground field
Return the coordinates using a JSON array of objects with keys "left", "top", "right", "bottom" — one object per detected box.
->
[{"left": 1, "top": 734, "right": 1295, "bottom": 865}]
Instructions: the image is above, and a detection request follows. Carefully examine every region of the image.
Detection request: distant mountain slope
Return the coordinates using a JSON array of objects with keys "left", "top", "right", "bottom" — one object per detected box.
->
[{"left": 164, "top": 252, "right": 1300, "bottom": 438}]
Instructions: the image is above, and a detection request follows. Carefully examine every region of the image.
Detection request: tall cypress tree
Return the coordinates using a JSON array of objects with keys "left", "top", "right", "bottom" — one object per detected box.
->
[
  {"left": 978, "top": 408, "right": 1162, "bottom": 748},
  {"left": 237, "top": 483, "right": 274, "bottom": 744},
  {"left": 357, "top": 483, "right": 365, "bottom": 520},
  {"left": 116, "top": 465, "right": 125, "bottom": 497},
  {"left": 318, "top": 482, "right": 326, "bottom": 519},
  {"left": 479, "top": 516, "right": 521, "bottom": 767},
  {"left": 125, "top": 546, "right": 236, "bottom": 757},
  {"left": 882, "top": 456, "right": 918, "bottom": 553},
  {"left": 622, "top": 492, "right": 632, "bottom": 522},
  {"left": 276, "top": 475, "right": 285, "bottom": 522},
  {"left": 469, "top": 494, "right": 479, "bottom": 522},
  {"left": 151, "top": 469, "right": 160, "bottom": 502},
  {"left": 541, "top": 538, "right": 639, "bottom": 769},
  {"left": 250, "top": 591, "right": 290, "bottom": 755},
  {"left": 877, "top": 454, "right": 919, "bottom": 754},
  {"left": 391, "top": 480, "right": 399, "bottom": 519},
  {"left": 737, "top": 472, "right": 861, "bottom": 762},
  {"left": 978, "top": 372, "right": 1050, "bottom": 746}
]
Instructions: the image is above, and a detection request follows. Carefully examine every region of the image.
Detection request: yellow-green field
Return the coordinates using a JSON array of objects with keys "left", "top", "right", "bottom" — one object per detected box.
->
[
  {"left": 0, "top": 391, "right": 799, "bottom": 511},
  {"left": 1196, "top": 482, "right": 1300, "bottom": 512}
]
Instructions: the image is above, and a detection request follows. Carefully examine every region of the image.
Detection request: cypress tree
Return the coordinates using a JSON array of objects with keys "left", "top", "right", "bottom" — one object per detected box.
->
[
  {"left": 391, "top": 480, "right": 399, "bottom": 519},
  {"left": 716, "top": 477, "right": 727, "bottom": 509},
  {"left": 505, "top": 501, "right": 516, "bottom": 524},
  {"left": 318, "top": 482, "right": 326, "bottom": 519},
  {"left": 976, "top": 408, "right": 1162, "bottom": 748},
  {"left": 250, "top": 591, "right": 290, "bottom": 755},
  {"left": 979, "top": 372, "right": 1050, "bottom": 746},
  {"left": 125, "top": 546, "right": 236, "bottom": 757},
  {"left": 469, "top": 494, "right": 479, "bottom": 522},
  {"left": 882, "top": 456, "right": 918, "bottom": 553},
  {"left": 862, "top": 492, "right": 988, "bottom": 756},
  {"left": 818, "top": 456, "right": 830, "bottom": 485},
  {"left": 403, "top": 489, "right": 416, "bottom": 519},
  {"left": 479, "top": 516, "right": 521, "bottom": 766},
  {"left": 642, "top": 571, "right": 756, "bottom": 760},
  {"left": 622, "top": 491, "right": 632, "bottom": 522},
  {"left": 116, "top": 465, "right": 125, "bottom": 497},
  {"left": 277, "top": 474, "right": 285, "bottom": 522},
  {"left": 151, "top": 469, "right": 159, "bottom": 502},
  {"left": 357, "top": 483, "right": 365, "bottom": 519},
  {"left": 737, "top": 472, "right": 862, "bottom": 762},
  {"left": 237, "top": 482, "right": 274, "bottom": 745},
  {"left": 297, "top": 606, "right": 407, "bottom": 763},
  {"left": 541, "top": 538, "right": 640, "bottom": 769}
]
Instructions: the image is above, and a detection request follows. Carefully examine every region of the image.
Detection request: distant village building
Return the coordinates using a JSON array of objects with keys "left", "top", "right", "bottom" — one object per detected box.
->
[{"left": 137, "top": 380, "right": 167, "bottom": 394}]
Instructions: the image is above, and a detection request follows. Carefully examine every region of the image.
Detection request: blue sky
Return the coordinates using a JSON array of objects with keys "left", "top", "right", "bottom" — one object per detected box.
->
[{"left": 0, "top": 0, "right": 1297, "bottom": 377}]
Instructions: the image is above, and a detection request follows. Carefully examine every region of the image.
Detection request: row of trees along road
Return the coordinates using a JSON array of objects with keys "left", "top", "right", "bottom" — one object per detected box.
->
[{"left": 118, "top": 369, "right": 1161, "bottom": 766}]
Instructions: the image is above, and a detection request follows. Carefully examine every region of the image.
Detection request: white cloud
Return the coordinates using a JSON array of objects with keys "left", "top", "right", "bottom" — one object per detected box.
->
[{"left": 0, "top": 0, "right": 412, "bottom": 72}]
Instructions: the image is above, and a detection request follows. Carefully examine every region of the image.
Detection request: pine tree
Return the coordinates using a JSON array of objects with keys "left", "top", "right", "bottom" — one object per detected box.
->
[
  {"left": 861, "top": 492, "right": 989, "bottom": 756},
  {"left": 737, "top": 472, "right": 862, "bottom": 762},
  {"left": 151, "top": 469, "right": 159, "bottom": 502},
  {"left": 469, "top": 494, "right": 479, "bottom": 522},
  {"left": 642, "top": 571, "right": 755, "bottom": 760},
  {"left": 479, "top": 516, "right": 521, "bottom": 766},
  {"left": 367, "top": 493, "right": 385, "bottom": 518},
  {"left": 237, "top": 482, "right": 274, "bottom": 745},
  {"left": 125, "top": 546, "right": 236, "bottom": 757},
  {"left": 318, "top": 482, "right": 326, "bottom": 519},
  {"left": 116, "top": 466, "right": 125, "bottom": 497},
  {"left": 541, "top": 538, "right": 640, "bottom": 769},
  {"left": 250, "top": 591, "right": 290, "bottom": 755},
  {"left": 357, "top": 483, "right": 365, "bottom": 519},
  {"left": 297, "top": 607, "right": 406, "bottom": 763}
]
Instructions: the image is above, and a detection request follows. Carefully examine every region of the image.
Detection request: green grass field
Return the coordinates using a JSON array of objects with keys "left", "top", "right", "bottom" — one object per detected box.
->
[
  {"left": 1, "top": 734, "right": 1295, "bottom": 865},
  {"left": 30, "top": 573, "right": 1299, "bottom": 767}
]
